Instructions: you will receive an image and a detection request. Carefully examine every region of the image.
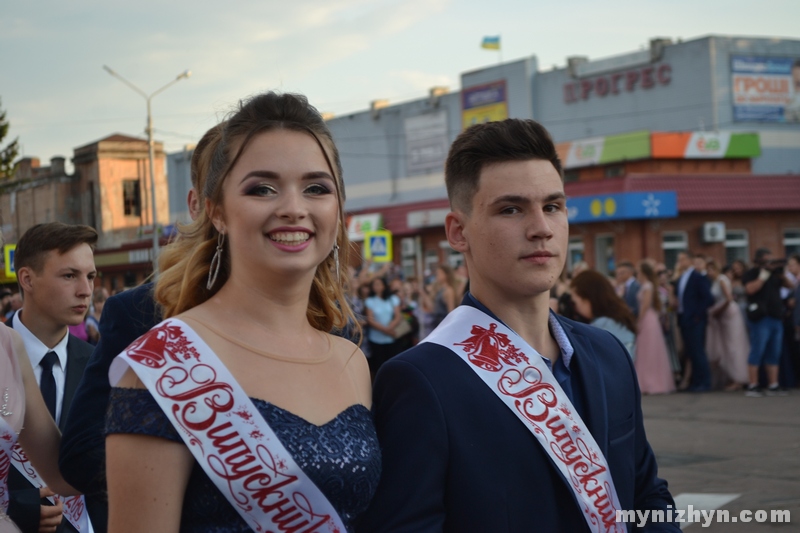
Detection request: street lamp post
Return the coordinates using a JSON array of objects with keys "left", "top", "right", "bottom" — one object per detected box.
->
[{"left": 103, "top": 65, "right": 191, "bottom": 277}]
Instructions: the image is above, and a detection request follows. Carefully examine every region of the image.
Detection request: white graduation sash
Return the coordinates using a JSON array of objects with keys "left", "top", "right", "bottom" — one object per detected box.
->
[
  {"left": 422, "top": 306, "right": 624, "bottom": 533},
  {"left": 10, "top": 444, "right": 92, "bottom": 532},
  {"left": 0, "top": 417, "right": 16, "bottom": 514},
  {"left": 109, "top": 318, "right": 346, "bottom": 533}
]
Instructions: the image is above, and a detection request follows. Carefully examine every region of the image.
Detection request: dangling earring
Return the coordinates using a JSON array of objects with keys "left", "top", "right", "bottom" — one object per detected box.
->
[
  {"left": 207, "top": 232, "right": 225, "bottom": 290},
  {"left": 333, "top": 242, "right": 340, "bottom": 283}
]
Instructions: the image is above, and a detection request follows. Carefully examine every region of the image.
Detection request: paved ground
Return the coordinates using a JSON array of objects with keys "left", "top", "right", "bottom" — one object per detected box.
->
[{"left": 642, "top": 390, "right": 800, "bottom": 531}]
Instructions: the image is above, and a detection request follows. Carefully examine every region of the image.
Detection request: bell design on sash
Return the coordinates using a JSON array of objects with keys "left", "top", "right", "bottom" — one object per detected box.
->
[
  {"left": 127, "top": 323, "right": 199, "bottom": 368},
  {"left": 455, "top": 323, "right": 529, "bottom": 372}
]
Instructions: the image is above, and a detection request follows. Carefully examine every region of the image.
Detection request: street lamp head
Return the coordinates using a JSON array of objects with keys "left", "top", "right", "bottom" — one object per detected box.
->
[
  {"left": 178, "top": 70, "right": 192, "bottom": 80},
  {"left": 102, "top": 65, "right": 116, "bottom": 76}
]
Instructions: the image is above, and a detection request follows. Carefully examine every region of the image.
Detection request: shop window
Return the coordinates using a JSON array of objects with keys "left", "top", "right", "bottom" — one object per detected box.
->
[
  {"left": 568, "top": 237, "right": 584, "bottom": 273},
  {"left": 604, "top": 165, "right": 624, "bottom": 178},
  {"left": 662, "top": 232, "right": 688, "bottom": 271},
  {"left": 564, "top": 170, "right": 580, "bottom": 183},
  {"left": 785, "top": 229, "right": 800, "bottom": 257},
  {"left": 123, "top": 180, "right": 141, "bottom": 217},
  {"left": 595, "top": 234, "right": 615, "bottom": 275},
  {"left": 725, "top": 230, "right": 749, "bottom": 266}
]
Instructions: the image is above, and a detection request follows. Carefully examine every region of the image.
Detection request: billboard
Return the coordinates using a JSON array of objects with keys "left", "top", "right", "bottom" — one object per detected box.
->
[
  {"left": 461, "top": 80, "right": 507, "bottom": 129},
  {"left": 567, "top": 192, "right": 678, "bottom": 224},
  {"left": 732, "top": 56, "right": 800, "bottom": 122},
  {"left": 404, "top": 111, "right": 449, "bottom": 175}
]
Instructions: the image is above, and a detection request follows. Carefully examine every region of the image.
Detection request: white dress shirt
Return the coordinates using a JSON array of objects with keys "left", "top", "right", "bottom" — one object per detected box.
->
[{"left": 12, "top": 310, "right": 70, "bottom": 425}]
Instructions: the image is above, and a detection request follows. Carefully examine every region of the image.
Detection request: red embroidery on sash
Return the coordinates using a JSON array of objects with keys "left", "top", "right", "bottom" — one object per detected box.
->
[
  {"left": 124, "top": 322, "right": 343, "bottom": 533},
  {"left": 454, "top": 321, "right": 620, "bottom": 531}
]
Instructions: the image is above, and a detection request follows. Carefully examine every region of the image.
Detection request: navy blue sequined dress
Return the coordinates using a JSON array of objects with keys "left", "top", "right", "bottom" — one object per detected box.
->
[{"left": 106, "top": 388, "right": 381, "bottom": 533}]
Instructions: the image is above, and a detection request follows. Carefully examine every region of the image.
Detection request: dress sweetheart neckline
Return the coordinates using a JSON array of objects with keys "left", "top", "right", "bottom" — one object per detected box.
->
[{"left": 250, "top": 399, "right": 371, "bottom": 429}]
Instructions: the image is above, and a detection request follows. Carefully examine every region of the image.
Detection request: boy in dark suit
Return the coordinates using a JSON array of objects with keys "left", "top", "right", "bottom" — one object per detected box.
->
[
  {"left": 358, "top": 119, "right": 679, "bottom": 532},
  {"left": 7, "top": 222, "right": 96, "bottom": 533}
]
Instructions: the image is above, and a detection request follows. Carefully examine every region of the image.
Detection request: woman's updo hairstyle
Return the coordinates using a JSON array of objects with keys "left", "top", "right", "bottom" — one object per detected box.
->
[{"left": 155, "top": 92, "right": 354, "bottom": 333}]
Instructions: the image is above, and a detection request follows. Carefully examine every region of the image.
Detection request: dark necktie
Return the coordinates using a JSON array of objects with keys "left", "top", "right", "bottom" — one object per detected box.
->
[{"left": 40, "top": 351, "right": 58, "bottom": 420}]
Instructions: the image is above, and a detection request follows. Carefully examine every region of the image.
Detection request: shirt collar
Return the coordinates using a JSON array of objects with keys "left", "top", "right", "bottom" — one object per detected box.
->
[
  {"left": 464, "top": 293, "right": 575, "bottom": 368},
  {"left": 12, "top": 309, "right": 70, "bottom": 370},
  {"left": 625, "top": 277, "right": 635, "bottom": 288}
]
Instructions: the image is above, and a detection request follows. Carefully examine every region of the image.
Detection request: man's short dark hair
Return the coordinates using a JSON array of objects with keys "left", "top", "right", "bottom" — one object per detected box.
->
[
  {"left": 617, "top": 261, "right": 635, "bottom": 271},
  {"left": 15, "top": 222, "right": 98, "bottom": 274},
  {"left": 754, "top": 247, "right": 772, "bottom": 264},
  {"left": 445, "top": 118, "right": 563, "bottom": 213}
]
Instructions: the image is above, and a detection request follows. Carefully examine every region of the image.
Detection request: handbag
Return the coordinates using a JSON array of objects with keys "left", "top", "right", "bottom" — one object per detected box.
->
[{"left": 393, "top": 319, "right": 413, "bottom": 338}]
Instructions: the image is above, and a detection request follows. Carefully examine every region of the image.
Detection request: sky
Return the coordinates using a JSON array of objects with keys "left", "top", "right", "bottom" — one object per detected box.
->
[{"left": 2, "top": 0, "right": 799, "bottom": 172}]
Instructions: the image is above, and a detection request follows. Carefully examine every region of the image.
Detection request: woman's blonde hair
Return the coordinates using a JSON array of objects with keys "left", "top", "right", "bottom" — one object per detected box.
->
[{"left": 155, "top": 92, "right": 355, "bottom": 333}]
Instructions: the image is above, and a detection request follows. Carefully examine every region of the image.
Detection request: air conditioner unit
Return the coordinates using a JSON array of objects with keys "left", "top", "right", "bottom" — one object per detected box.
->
[
  {"left": 401, "top": 238, "right": 416, "bottom": 257},
  {"left": 701, "top": 222, "right": 726, "bottom": 243}
]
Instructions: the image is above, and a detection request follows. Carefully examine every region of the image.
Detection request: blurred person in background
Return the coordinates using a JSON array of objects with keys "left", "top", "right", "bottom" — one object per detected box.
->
[
  {"left": 633, "top": 262, "right": 675, "bottom": 394},
  {"left": 742, "top": 248, "right": 793, "bottom": 396},
  {"left": 571, "top": 270, "right": 637, "bottom": 358},
  {"left": 706, "top": 260, "right": 749, "bottom": 390},
  {"left": 84, "top": 288, "right": 108, "bottom": 345},
  {"left": 365, "top": 277, "right": 403, "bottom": 376}
]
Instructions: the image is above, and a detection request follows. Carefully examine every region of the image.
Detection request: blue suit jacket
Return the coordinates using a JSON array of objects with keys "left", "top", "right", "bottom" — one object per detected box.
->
[
  {"left": 357, "top": 298, "right": 678, "bottom": 532},
  {"left": 5, "top": 326, "right": 92, "bottom": 533},
  {"left": 59, "top": 283, "right": 160, "bottom": 533},
  {"left": 679, "top": 271, "right": 713, "bottom": 324}
]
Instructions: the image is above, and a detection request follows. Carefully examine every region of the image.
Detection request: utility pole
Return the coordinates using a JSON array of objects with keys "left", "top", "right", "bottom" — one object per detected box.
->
[{"left": 103, "top": 65, "right": 191, "bottom": 277}]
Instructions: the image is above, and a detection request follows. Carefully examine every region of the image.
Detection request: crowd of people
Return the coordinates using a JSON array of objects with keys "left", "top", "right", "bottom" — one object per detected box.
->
[{"left": 3, "top": 93, "right": 792, "bottom": 531}]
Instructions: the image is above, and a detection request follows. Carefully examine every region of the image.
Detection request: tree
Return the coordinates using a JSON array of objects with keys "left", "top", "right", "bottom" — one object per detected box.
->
[{"left": 0, "top": 97, "right": 20, "bottom": 181}]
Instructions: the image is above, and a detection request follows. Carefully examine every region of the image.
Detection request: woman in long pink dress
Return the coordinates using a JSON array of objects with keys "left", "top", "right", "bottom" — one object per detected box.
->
[
  {"left": 634, "top": 263, "right": 676, "bottom": 394},
  {"left": 705, "top": 260, "right": 749, "bottom": 390}
]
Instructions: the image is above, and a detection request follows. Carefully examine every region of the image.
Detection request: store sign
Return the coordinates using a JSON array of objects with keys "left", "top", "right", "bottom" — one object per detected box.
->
[
  {"left": 651, "top": 131, "right": 760, "bottom": 159},
  {"left": 564, "top": 63, "right": 672, "bottom": 104},
  {"left": 567, "top": 191, "right": 677, "bottom": 224},
  {"left": 347, "top": 213, "right": 382, "bottom": 242},
  {"left": 462, "top": 80, "right": 508, "bottom": 129},
  {"left": 732, "top": 55, "right": 800, "bottom": 123},
  {"left": 558, "top": 131, "right": 651, "bottom": 169}
]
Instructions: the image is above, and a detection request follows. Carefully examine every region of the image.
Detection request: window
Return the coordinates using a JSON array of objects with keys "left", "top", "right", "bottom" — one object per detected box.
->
[
  {"left": 662, "top": 232, "right": 688, "bottom": 271},
  {"left": 564, "top": 170, "right": 580, "bottom": 183},
  {"left": 725, "top": 230, "right": 749, "bottom": 266},
  {"left": 568, "top": 237, "right": 584, "bottom": 272},
  {"left": 604, "top": 165, "right": 624, "bottom": 178},
  {"left": 595, "top": 234, "right": 615, "bottom": 275},
  {"left": 123, "top": 180, "right": 141, "bottom": 217},
  {"left": 785, "top": 229, "right": 800, "bottom": 257}
]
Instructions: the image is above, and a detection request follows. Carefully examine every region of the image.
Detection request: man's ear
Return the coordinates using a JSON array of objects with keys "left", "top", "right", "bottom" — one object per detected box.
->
[
  {"left": 445, "top": 211, "right": 469, "bottom": 254},
  {"left": 17, "top": 266, "right": 34, "bottom": 294}
]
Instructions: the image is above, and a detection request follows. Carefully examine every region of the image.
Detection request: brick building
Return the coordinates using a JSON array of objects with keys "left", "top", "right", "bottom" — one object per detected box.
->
[{"left": 0, "top": 134, "right": 168, "bottom": 291}]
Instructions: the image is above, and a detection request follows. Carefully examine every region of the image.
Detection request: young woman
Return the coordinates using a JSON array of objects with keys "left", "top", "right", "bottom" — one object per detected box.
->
[
  {"left": 570, "top": 270, "right": 637, "bottom": 358},
  {"left": 706, "top": 260, "right": 750, "bottom": 390},
  {"left": 364, "top": 277, "right": 403, "bottom": 376},
  {"left": 105, "top": 92, "right": 380, "bottom": 532},
  {"left": 633, "top": 262, "right": 676, "bottom": 394},
  {"left": 1, "top": 325, "right": 78, "bottom": 533}
]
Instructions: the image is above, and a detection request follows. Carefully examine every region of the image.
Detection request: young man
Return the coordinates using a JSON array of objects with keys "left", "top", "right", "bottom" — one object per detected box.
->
[
  {"left": 675, "top": 251, "right": 714, "bottom": 392},
  {"left": 615, "top": 261, "right": 641, "bottom": 317},
  {"left": 6, "top": 222, "right": 97, "bottom": 533},
  {"left": 358, "top": 119, "right": 678, "bottom": 532}
]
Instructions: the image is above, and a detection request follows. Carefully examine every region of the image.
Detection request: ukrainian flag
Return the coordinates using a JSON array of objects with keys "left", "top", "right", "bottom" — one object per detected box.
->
[{"left": 481, "top": 36, "right": 500, "bottom": 50}]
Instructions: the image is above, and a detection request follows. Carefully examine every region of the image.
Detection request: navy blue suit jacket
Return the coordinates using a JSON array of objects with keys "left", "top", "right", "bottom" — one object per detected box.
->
[
  {"left": 59, "top": 283, "right": 160, "bottom": 533},
  {"left": 679, "top": 270, "right": 713, "bottom": 324},
  {"left": 357, "top": 298, "right": 678, "bottom": 532},
  {"left": 5, "top": 326, "right": 92, "bottom": 533}
]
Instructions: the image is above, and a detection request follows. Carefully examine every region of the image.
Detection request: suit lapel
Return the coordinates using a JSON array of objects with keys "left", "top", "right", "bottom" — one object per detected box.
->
[{"left": 556, "top": 317, "right": 610, "bottom": 457}]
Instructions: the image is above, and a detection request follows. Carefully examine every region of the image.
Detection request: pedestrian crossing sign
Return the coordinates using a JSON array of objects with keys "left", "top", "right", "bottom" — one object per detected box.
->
[
  {"left": 4, "top": 245, "right": 16, "bottom": 280},
  {"left": 364, "top": 230, "right": 393, "bottom": 263}
]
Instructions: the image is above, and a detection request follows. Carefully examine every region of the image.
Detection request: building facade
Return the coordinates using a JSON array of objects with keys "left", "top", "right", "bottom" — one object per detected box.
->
[{"left": 323, "top": 34, "right": 800, "bottom": 278}]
